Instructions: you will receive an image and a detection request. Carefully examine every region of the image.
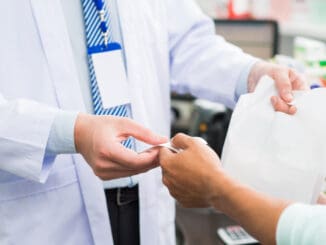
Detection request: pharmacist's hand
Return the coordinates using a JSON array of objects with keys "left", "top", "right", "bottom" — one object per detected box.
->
[
  {"left": 248, "top": 61, "right": 308, "bottom": 115},
  {"left": 159, "top": 133, "right": 222, "bottom": 208},
  {"left": 74, "top": 113, "right": 168, "bottom": 180},
  {"left": 317, "top": 193, "right": 326, "bottom": 205}
]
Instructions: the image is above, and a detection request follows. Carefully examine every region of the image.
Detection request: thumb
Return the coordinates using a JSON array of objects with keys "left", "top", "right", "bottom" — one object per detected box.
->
[
  {"left": 171, "top": 133, "right": 194, "bottom": 150},
  {"left": 159, "top": 147, "right": 175, "bottom": 165},
  {"left": 120, "top": 118, "right": 168, "bottom": 145}
]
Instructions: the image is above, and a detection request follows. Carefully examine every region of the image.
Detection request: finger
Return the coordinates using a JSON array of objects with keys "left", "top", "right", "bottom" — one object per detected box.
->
[
  {"left": 105, "top": 142, "right": 160, "bottom": 169},
  {"left": 159, "top": 147, "right": 175, "bottom": 162},
  {"left": 317, "top": 193, "right": 326, "bottom": 205},
  {"left": 159, "top": 147, "right": 175, "bottom": 172},
  {"left": 104, "top": 157, "right": 160, "bottom": 171},
  {"left": 98, "top": 167, "right": 154, "bottom": 180},
  {"left": 289, "top": 70, "right": 308, "bottom": 91},
  {"left": 271, "top": 96, "right": 297, "bottom": 115},
  {"left": 98, "top": 162, "right": 159, "bottom": 180},
  {"left": 182, "top": 201, "right": 210, "bottom": 209},
  {"left": 272, "top": 69, "right": 293, "bottom": 103},
  {"left": 162, "top": 175, "right": 171, "bottom": 187},
  {"left": 119, "top": 118, "right": 168, "bottom": 145},
  {"left": 171, "top": 133, "right": 194, "bottom": 150},
  {"left": 288, "top": 106, "right": 297, "bottom": 115}
]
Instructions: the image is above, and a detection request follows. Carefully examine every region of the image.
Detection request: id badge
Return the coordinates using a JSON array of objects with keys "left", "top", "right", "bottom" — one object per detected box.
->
[{"left": 89, "top": 43, "right": 130, "bottom": 109}]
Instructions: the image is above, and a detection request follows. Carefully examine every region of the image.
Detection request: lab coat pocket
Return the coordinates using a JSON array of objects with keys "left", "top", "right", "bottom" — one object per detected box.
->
[
  {"left": 0, "top": 165, "right": 92, "bottom": 244},
  {"left": 0, "top": 165, "right": 77, "bottom": 202}
]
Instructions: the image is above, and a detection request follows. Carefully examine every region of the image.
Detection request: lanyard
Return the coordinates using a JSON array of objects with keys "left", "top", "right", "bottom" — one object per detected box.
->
[
  {"left": 93, "top": 0, "right": 109, "bottom": 46},
  {"left": 87, "top": 0, "right": 122, "bottom": 54}
]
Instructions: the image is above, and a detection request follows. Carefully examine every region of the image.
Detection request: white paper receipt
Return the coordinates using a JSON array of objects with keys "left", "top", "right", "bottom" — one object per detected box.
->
[
  {"left": 92, "top": 49, "right": 130, "bottom": 109},
  {"left": 142, "top": 137, "right": 208, "bottom": 153}
]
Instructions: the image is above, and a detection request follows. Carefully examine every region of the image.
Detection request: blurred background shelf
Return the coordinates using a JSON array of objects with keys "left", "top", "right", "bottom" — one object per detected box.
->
[{"left": 281, "top": 22, "right": 326, "bottom": 40}]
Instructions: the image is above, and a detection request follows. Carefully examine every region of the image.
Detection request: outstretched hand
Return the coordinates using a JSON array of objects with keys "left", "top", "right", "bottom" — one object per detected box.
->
[
  {"left": 159, "top": 133, "right": 222, "bottom": 208},
  {"left": 248, "top": 61, "right": 308, "bottom": 115},
  {"left": 75, "top": 114, "right": 168, "bottom": 180}
]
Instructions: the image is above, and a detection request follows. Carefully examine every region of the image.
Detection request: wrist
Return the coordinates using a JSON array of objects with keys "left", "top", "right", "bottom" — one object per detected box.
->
[
  {"left": 247, "top": 61, "right": 270, "bottom": 93},
  {"left": 74, "top": 113, "right": 93, "bottom": 154},
  {"left": 207, "top": 170, "right": 230, "bottom": 207},
  {"left": 208, "top": 171, "right": 240, "bottom": 211}
]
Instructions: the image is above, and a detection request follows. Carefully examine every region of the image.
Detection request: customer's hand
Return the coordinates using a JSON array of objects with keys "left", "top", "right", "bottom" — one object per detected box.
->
[
  {"left": 74, "top": 113, "right": 168, "bottom": 180},
  {"left": 159, "top": 133, "right": 222, "bottom": 208},
  {"left": 248, "top": 61, "right": 308, "bottom": 115}
]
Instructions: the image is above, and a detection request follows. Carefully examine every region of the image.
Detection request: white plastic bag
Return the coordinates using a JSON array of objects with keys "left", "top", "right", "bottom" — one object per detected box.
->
[{"left": 222, "top": 76, "right": 326, "bottom": 203}]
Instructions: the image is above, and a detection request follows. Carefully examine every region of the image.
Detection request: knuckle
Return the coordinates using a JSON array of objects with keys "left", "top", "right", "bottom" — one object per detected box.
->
[
  {"left": 98, "top": 147, "right": 111, "bottom": 159},
  {"left": 169, "top": 189, "right": 177, "bottom": 199},
  {"left": 175, "top": 133, "right": 183, "bottom": 138},
  {"left": 175, "top": 133, "right": 185, "bottom": 140},
  {"left": 93, "top": 161, "right": 108, "bottom": 173},
  {"left": 173, "top": 133, "right": 191, "bottom": 144},
  {"left": 96, "top": 172, "right": 106, "bottom": 180},
  {"left": 172, "top": 133, "right": 182, "bottom": 144},
  {"left": 184, "top": 136, "right": 194, "bottom": 147},
  {"left": 273, "top": 67, "right": 289, "bottom": 80},
  {"left": 93, "top": 167, "right": 102, "bottom": 176},
  {"left": 270, "top": 67, "right": 278, "bottom": 77},
  {"left": 92, "top": 165, "right": 105, "bottom": 179},
  {"left": 273, "top": 100, "right": 280, "bottom": 108},
  {"left": 160, "top": 161, "right": 167, "bottom": 170},
  {"left": 162, "top": 176, "right": 169, "bottom": 186},
  {"left": 160, "top": 156, "right": 168, "bottom": 167}
]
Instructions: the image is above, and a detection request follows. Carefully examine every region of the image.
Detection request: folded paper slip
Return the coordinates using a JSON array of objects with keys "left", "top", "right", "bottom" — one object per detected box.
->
[{"left": 222, "top": 76, "right": 326, "bottom": 203}]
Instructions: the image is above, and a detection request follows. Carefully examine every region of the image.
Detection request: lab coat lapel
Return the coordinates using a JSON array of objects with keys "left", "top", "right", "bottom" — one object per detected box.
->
[
  {"left": 30, "top": 0, "right": 85, "bottom": 111},
  {"left": 117, "top": 1, "right": 161, "bottom": 245},
  {"left": 30, "top": 1, "right": 113, "bottom": 244}
]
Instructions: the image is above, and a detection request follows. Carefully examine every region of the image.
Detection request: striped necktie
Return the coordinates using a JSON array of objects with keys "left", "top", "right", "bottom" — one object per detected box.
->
[{"left": 82, "top": 0, "right": 133, "bottom": 149}]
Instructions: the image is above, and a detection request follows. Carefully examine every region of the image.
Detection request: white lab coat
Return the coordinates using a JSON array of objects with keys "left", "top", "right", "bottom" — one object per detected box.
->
[{"left": 0, "top": 0, "right": 255, "bottom": 244}]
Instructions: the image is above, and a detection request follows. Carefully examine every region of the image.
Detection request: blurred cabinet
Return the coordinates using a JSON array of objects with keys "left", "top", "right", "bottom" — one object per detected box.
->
[{"left": 214, "top": 19, "right": 279, "bottom": 59}]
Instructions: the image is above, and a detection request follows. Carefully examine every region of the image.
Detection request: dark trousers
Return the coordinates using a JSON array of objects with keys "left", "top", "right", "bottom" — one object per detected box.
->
[{"left": 105, "top": 185, "right": 140, "bottom": 245}]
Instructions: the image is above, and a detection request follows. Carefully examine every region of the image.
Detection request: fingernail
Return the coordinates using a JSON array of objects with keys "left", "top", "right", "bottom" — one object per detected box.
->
[{"left": 289, "top": 106, "right": 297, "bottom": 115}]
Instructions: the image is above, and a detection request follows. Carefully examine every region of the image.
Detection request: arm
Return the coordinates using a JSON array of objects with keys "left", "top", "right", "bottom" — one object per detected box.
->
[
  {"left": 159, "top": 134, "right": 326, "bottom": 245},
  {"left": 0, "top": 97, "right": 60, "bottom": 182},
  {"left": 166, "top": 0, "right": 306, "bottom": 113},
  {"left": 167, "top": 0, "right": 257, "bottom": 108},
  {"left": 0, "top": 96, "right": 167, "bottom": 183},
  {"left": 210, "top": 171, "right": 288, "bottom": 244}
]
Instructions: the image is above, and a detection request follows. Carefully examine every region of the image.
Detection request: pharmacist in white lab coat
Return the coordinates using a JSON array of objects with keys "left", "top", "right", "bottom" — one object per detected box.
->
[{"left": 0, "top": 0, "right": 305, "bottom": 244}]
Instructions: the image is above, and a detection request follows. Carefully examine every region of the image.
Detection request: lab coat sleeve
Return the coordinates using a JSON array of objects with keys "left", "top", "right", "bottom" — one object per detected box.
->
[
  {"left": 46, "top": 110, "right": 78, "bottom": 155},
  {"left": 0, "top": 96, "right": 62, "bottom": 183},
  {"left": 276, "top": 203, "right": 326, "bottom": 245},
  {"left": 167, "top": 0, "right": 258, "bottom": 108}
]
